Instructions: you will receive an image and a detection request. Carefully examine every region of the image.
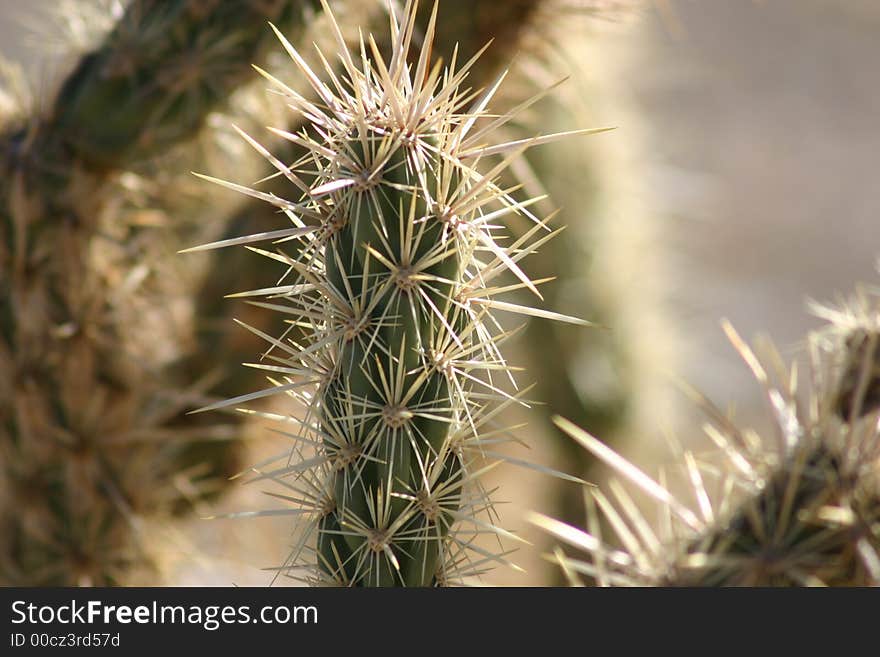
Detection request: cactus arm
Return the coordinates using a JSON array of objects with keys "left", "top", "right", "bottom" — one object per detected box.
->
[
  {"left": 50, "top": 0, "right": 322, "bottom": 168},
  {"left": 536, "top": 297, "right": 880, "bottom": 587},
  {"left": 0, "top": 0, "right": 325, "bottom": 585}
]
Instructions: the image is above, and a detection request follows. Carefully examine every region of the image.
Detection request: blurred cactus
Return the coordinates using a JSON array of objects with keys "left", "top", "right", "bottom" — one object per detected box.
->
[
  {"left": 190, "top": 0, "right": 601, "bottom": 586},
  {"left": 482, "top": 3, "right": 671, "bottom": 569},
  {"left": 53, "top": 0, "right": 322, "bottom": 167},
  {"left": 413, "top": 0, "right": 542, "bottom": 81},
  {"left": 0, "top": 0, "right": 324, "bottom": 585},
  {"left": 533, "top": 286, "right": 880, "bottom": 586}
]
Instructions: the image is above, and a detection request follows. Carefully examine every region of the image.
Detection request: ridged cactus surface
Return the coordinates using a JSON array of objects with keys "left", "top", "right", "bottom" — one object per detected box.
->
[{"left": 191, "top": 0, "right": 600, "bottom": 586}]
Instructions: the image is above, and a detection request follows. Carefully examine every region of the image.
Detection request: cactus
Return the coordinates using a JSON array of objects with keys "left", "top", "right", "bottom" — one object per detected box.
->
[
  {"left": 201, "top": 3, "right": 653, "bottom": 587},
  {"left": 0, "top": 0, "right": 325, "bottom": 585},
  {"left": 186, "top": 0, "right": 554, "bottom": 413},
  {"left": 532, "top": 287, "right": 880, "bottom": 586},
  {"left": 52, "top": 0, "right": 323, "bottom": 167},
  {"left": 189, "top": 0, "right": 604, "bottom": 586}
]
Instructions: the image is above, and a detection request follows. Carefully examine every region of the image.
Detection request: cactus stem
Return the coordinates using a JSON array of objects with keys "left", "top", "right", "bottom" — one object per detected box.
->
[{"left": 190, "top": 0, "right": 599, "bottom": 586}]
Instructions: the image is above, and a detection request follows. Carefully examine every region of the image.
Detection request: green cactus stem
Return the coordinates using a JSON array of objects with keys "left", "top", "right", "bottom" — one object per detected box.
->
[{"left": 189, "top": 0, "right": 603, "bottom": 586}]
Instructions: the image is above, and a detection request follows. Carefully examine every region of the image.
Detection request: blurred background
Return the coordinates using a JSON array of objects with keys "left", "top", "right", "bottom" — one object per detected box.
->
[{"left": 2, "top": 0, "right": 878, "bottom": 585}]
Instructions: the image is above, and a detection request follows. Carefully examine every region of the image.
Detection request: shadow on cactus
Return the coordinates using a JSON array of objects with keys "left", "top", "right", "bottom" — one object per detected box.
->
[
  {"left": 531, "top": 287, "right": 880, "bottom": 586},
  {"left": 185, "top": 0, "right": 607, "bottom": 586}
]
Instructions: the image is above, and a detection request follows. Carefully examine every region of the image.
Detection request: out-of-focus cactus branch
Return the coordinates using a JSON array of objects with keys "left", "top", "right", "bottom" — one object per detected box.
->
[
  {"left": 50, "top": 0, "right": 322, "bottom": 169},
  {"left": 534, "top": 287, "right": 880, "bottom": 586},
  {"left": 0, "top": 0, "right": 325, "bottom": 585}
]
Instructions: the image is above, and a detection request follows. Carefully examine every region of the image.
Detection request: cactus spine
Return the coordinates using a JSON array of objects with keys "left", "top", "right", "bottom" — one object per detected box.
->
[{"left": 192, "top": 0, "right": 599, "bottom": 586}]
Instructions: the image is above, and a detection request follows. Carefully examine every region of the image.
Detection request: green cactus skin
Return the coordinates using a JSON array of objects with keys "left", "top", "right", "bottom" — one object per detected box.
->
[
  {"left": 0, "top": 0, "right": 325, "bottom": 585},
  {"left": 190, "top": 0, "right": 598, "bottom": 586},
  {"left": 52, "top": 0, "right": 322, "bottom": 168},
  {"left": 534, "top": 297, "right": 880, "bottom": 587}
]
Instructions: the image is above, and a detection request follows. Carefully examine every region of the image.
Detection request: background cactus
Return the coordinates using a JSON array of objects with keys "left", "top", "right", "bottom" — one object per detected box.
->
[
  {"left": 532, "top": 285, "right": 880, "bottom": 586},
  {"left": 0, "top": 0, "right": 329, "bottom": 585},
  {"left": 505, "top": 6, "right": 671, "bottom": 556},
  {"left": 190, "top": 0, "right": 602, "bottom": 586}
]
